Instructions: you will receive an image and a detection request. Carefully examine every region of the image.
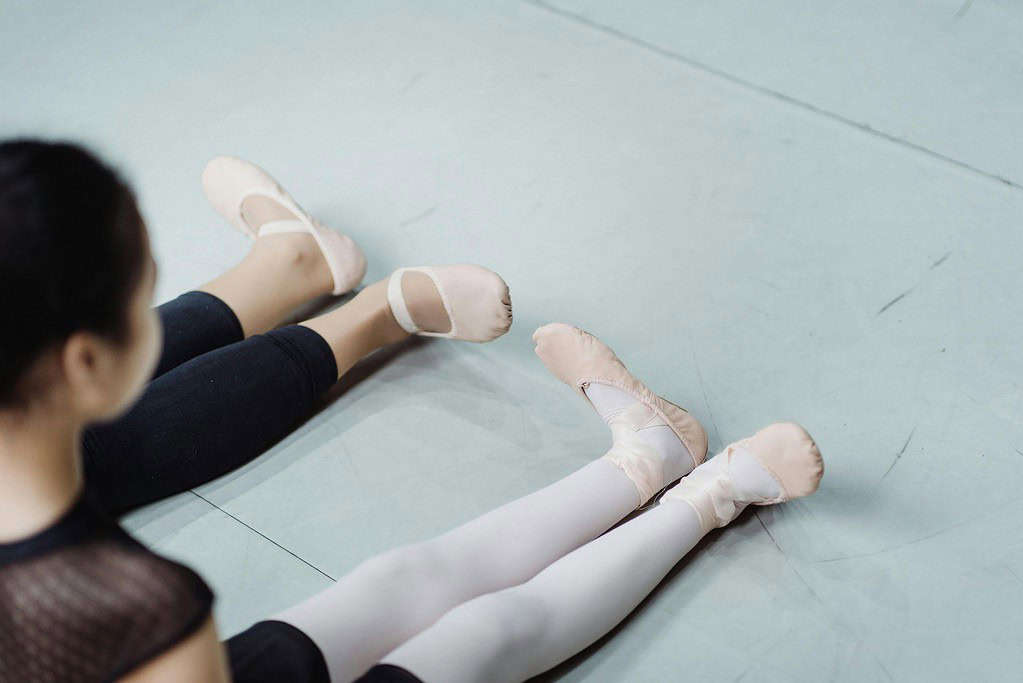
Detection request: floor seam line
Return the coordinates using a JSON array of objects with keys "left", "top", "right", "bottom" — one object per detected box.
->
[
  {"left": 524, "top": 0, "right": 1023, "bottom": 193},
  {"left": 188, "top": 489, "right": 337, "bottom": 583}
]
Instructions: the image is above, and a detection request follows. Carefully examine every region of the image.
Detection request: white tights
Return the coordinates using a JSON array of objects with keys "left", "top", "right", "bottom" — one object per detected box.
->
[
  {"left": 275, "top": 458, "right": 641, "bottom": 682},
  {"left": 381, "top": 498, "right": 705, "bottom": 682},
  {"left": 277, "top": 376, "right": 760, "bottom": 682}
]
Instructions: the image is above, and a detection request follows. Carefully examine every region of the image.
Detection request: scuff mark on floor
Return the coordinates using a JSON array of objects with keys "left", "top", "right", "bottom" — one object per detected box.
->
[
  {"left": 954, "top": 0, "right": 976, "bottom": 19},
  {"left": 752, "top": 276, "right": 783, "bottom": 292},
  {"left": 876, "top": 288, "right": 914, "bottom": 316},
  {"left": 755, "top": 511, "right": 827, "bottom": 606},
  {"left": 731, "top": 664, "right": 752, "bottom": 683},
  {"left": 398, "top": 204, "right": 437, "bottom": 227},
  {"left": 756, "top": 511, "right": 785, "bottom": 555},
  {"left": 399, "top": 71, "right": 425, "bottom": 93},
  {"left": 1007, "top": 566, "right": 1023, "bottom": 586},
  {"left": 814, "top": 516, "right": 977, "bottom": 563},
  {"left": 877, "top": 251, "right": 953, "bottom": 316},
  {"left": 930, "top": 251, "right": 952, "bottom": 269},
  {"left": 880, "top": 426, "right": 917, "bottom": 480},
  {"left": 689, "top": 333, "right": 722, "bottom": 450}
]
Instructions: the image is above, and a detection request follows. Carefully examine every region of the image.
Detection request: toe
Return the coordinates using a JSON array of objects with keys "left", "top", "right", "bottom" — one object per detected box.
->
[
  {"left": 496, "top": 285, "right": 512, "bottom": 333},
  {"left": 750, "top": 422, "right": 824, "bottom": 500},
  {"left": 532, "top": 322, "right": 575, "bottom": 346},
  {"left": 201, "top": 155, "right": 249, "bottom": 194},
  {"left": 480, "top": 269, "right": 512, "bottom": 338}
]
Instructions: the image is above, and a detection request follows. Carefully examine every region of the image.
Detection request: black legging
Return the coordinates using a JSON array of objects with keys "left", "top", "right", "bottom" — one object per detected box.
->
[{"left": 82, "top": 291, "right": 338, "bottom": 516}]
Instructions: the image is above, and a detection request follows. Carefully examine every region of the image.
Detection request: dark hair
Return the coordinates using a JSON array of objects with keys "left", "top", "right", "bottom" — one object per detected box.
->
[{"left": 0, "top": 140, "right": 148, "bottom": 407}]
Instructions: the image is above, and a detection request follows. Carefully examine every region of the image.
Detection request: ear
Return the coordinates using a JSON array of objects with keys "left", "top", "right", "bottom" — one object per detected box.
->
[{"left": 61, "top": 331, "right": 115, "bottom": 415}]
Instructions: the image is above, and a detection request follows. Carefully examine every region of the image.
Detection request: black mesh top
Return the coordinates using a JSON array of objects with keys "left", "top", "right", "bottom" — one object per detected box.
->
[{"left": 0, "top": 491, "right": 214, "bottom": 683}]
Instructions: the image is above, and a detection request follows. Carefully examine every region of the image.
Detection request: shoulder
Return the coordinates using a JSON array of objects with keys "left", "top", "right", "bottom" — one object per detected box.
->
[
  {"left": 1, "top": 537, "right": 214, "bottom": 681},
  {"left": 97, "top": 539, "right": 214, "bottom": 618}
]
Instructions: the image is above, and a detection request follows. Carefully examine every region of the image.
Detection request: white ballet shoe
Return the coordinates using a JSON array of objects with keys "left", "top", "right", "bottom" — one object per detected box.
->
[
  {"left": 532, "top": 323, "right": 708, "bottom": 506},
  {"left": 386, "top": 265, "right": 512, "bottom": 342},
  {"left": 201, "top": 155, "right": 367, "bottom": 295},
  {"left": 662, "top": 422, "right": 824, "bottom": 533}
]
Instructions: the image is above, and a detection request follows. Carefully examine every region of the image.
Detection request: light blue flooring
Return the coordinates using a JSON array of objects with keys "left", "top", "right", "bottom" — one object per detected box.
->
[{"left": 3, "top": 2, "right": 1022, "bottom": 681}]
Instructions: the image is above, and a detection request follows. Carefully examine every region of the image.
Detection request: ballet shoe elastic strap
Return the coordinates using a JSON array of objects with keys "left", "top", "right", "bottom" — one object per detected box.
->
[
  {"left": 387, "top": 269, "right": 420, "bottom": 334},
  {"left": 386, "top": 267, "right": 459, "bottom": 339},
  {"left": 601, "top": 403, "right": 671, "bottom": 507},
  {"left": 665, "top": 457, "right": 741, "bottom": 533},
  {"left": 256, "top": 219, "right": 308, "bottom": 236}
]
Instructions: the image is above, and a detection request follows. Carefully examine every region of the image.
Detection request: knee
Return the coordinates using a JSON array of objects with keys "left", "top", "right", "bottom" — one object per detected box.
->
[
  {"left": 462, "top": 589, "right": 552, "bottom": 665},
  {"left": 354, "top": 543, "right": 428, "bottom": 582},
  {"left": 352, "top": 541, "right": 449, "bottom": 602}
]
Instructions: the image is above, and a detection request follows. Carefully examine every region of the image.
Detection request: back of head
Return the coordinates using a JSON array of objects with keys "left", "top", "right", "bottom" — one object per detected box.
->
[{"left": 0, "top": 140, "right": 147, "bottom": 408}]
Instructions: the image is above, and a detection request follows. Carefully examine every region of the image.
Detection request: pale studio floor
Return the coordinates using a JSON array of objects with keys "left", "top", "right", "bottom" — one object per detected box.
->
[{"left": 3, "top": 2, "right": 1022, "bottom": 681}]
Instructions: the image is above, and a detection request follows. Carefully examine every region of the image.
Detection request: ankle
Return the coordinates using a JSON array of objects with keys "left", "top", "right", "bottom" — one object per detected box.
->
[
  {"left": 600, "top": 402, "right": 693, "bottom": 507},
  {"left": 587, "top": 384, "right": 694, "bottom": 506},
  {"left": 661, "top": 458, "right": 741, "bottom": 532},
  {"left": 357, "top": 279, "right": 410, "bottom": 346},
  {"left": 661, "top": 446, "right": 783, "bottom": 531}
]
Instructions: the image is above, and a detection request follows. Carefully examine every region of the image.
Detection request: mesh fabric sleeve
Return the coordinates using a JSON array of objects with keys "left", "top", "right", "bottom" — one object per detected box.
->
[{"left": 0, "top": 538, "right": 214, "bottom": 683}]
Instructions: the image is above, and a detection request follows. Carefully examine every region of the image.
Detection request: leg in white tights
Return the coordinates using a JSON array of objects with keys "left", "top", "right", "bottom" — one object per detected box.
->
[
  {"left": 275, "top": 458, "right": 639, "bottom": 682},
  {"left": 277, "top": 327, "right": 711, "bottom": 682},
  {"left": 381, "top": 427, "right": 823, "bottom": 682},
  {"left": 380, "top": 498, "right": 705, "bottom": 683}
]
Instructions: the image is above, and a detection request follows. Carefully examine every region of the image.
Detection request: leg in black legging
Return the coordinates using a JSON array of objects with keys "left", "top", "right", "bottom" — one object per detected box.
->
[
  {"left": 83, "top": 325, "right": 337, "bottom": 516},
  {"left": 151, "top": 291, "right": 244, "bottom": 379},
  {"left": 82, "top": 279, "right": 409, "bottom": 517}
]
